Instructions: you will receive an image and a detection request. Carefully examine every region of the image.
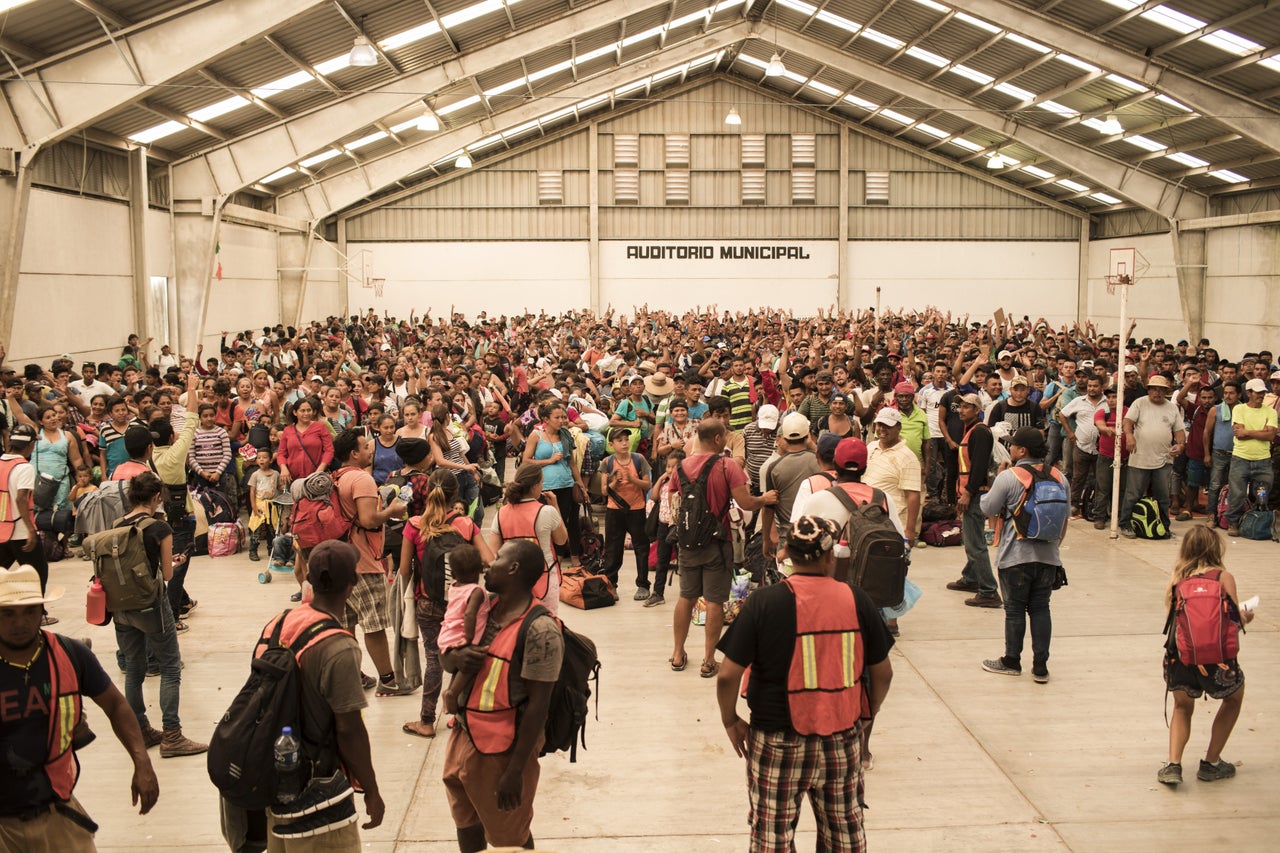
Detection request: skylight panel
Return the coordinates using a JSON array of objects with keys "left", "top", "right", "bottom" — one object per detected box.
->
[
  {"left": 689, "top": 52, "right": 721, "bottom": 68},
  {"left": 917, "top": 123, "right": 949, "bottom": 138},
  {"left": 815, "top": 10, "right": 861, "bottom": 33},
  {"left": 379, "top": 21, "right": 441, "bottom": 50},
  {"left": 129, "top": 121, "right": 186, "bottom": 144},
  {"left": 1020, "top": 165, "right": 1055, "bottom": 179},
  {"left": 443, "top": 0, "right": 516, "bottom": 29},
  {"left": 314, "top": 55, "right": 351, "bottom": 76},
  {"left": 300, "top": 149, "right": 342, "bottom": 167},
  {"left": 1091, "top": 192, "right": 1122, "bottom": 204},
  {"left": 261, "top": 167, "right": 297, "bottom": 183},
  {"left": 1124, "top": 135, "right": 1168, "bottom": 152},
  {"left": 472, "top": 135, "right": 504, "bottom": 151},
  {"left": 251, "top": 71, "right": 313, "bottom": 99},
  {"left": 1261, "top": 57, "right": 1280, "bottom": 73},
  {"left": 910, "top": 0, "right": 949, "bottom": 12},
  {"left": 861, "top": 29, "right": 905, "bottom": 49},
  {"left": 345, "top": 131, "right": 388, "bottom": 151},
  {"left": 1166, "top": 152, "right": 1208, "bottom": 168},
  {"left": 1201, "top": 31, "right": 1262, "bottom": 56},
  {"left": 0, "top": 0, "right": 37, "bottom": 10},
  {"left": 844, "top": 94, "right": 879, "bottom": 111},
  {"left": 1056, "top": 178, "right": 1089, "bottom": 192},
  {"left": 390, "top": 119, "right": 419, "bottom": 133},
  {"left": 484, "top": 78, "right": 527, "bottom": 98},
  {"left": 906, "top": 46, "right": 949, "bottom": 67},
  {"left": 437, "top": 95, "right": 482, "bottom": 116},
  {"left": 880, "top": 109, "right": 913, "bottom": 124},
  {"left": 1038, "top": 101, "right": 1076, "bottom": 117},
  {"left": 189, "top": 96, "right": 248, "bottom": 122},
  {"left": 1140, "top": 6, "right": 1202, "bottom": 34},
  {"left": 577, "top": 45, "right": 615, "bottom": 64},
  {"left": 1209, "top": 170, "right": 1249, "bottom": 183},
  {"left": 1081, "top": 118, "right": 1109, "bottom": 132},
  {"left": 948, "top": 137, "right": 983, "bottom": 151},
  {"left": 806, "top": 80, "right": 842, "bottom": 97},
  {"left": 1155, "top": 94, "right": 1190, "bottom": 112},
  {"left": 994, "top": 82, "right": 1034, "bottom": 100},
  {"left": 621, "top": 24, "right": 667, "bottom": 48},
  {"left": 1105, "top": 74, "right": 1146, "bottom": 92},
  {"left": 1004, "top": 33, "right": 1049, "bottom": 53},
  {"left": 951, "top": 65, "right": 994, "bottom": 84},
  {"left": 778, "top": 0, "right": 818, "bottom": 14},
  {"left": 954, "top": 12, "right": 1000, "bottom": 33},
  {"left": 738, "top": 54, "right": 768, "bottom": 69},
  {"left": 1056, "top": 54, "right": 1099, "bottom": 73},
  {"left": 504, "top": 120, "right": 542, "bottom": 137}
]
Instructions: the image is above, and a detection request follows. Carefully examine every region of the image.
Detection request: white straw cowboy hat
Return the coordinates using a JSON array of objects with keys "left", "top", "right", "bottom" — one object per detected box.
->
[{"left": 0, "top": 567, "right": 64, "bottom": 607}]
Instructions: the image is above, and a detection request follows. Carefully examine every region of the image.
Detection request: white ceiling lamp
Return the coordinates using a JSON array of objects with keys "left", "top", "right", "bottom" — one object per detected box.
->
[
  {"left": 417, "top": 108, "right": 440, "bottom": 132},
  {"left": 986, "top": 151, "right": 1007, "bottom": 169},
  {"left": 349, "top": 17, "right": 378, "bottom": 67},
  {"left": 765, "top": 53, "right": 787, "bottom": 77},
  {"left": 724, "top": 107, "right": 742, "bottom": 126},
  {"left": 455, "top": 152, "right": 473, "bottom": 168},
  {"left": 1098, "top": 114, "right": 1123, "bottom": 135}
]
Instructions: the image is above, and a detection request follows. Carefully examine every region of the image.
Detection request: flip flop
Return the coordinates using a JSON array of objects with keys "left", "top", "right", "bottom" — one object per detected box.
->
[
  {"left": 669, "top": 653, "right": 688, "bottom": 672},
  {"left": 700, "top": 660, "right": 720, "bottom": 678},
  {"left": 402, "top": 721, "right": 436, "bottom": 739}
]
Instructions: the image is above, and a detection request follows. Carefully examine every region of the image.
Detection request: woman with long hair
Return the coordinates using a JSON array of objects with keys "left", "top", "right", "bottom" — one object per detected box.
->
[
  {"left": 33, "top": 404, "right": 83, "bottom": 510},
  {"left": 490, "top": 462, "right": 568, "bottom": 614},
  {"left": 397, "top": 400, "right": 428, "bottom": 440},
  {"left": 427, "top": 402, "right": 481, "bottom": 521},
  {"left": 370, "top": 414, "right": 402, "bottom": 485},
  {"left": 276, "top": 395, "right": 333, "bottom": 600},
  {"left": 1158, "top": 524, "right": 1254, "bottom": 787},
  {"left": 521, "top": 399, "right": 585, "bottom": 567},
  {"left": 398, "top": 469, "right": 494, "bottom": 738}
]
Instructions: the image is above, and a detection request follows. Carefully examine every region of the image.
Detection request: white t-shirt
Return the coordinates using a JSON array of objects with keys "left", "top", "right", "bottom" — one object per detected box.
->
[
  {"left": 1059, "top": 394, "right": 1105, "bottom": 454},
  {"left": 917, "top": 382, "right": 952, "bottom": 439},
  {"left": 70, "top": 379, "right": 116, "bottom": 404},
  {"left": 1, "top": 454, "right": 35, "bottom": 541},
  {"left": 795, "top": 485, "right": 906, "bottom": 560},
  {"left": 1125, "top": 396, "right": 1182, "bottom": 471}
]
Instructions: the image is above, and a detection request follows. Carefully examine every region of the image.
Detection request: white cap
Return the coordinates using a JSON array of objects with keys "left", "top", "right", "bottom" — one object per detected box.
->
[
  {"left": 756, "top": 404, "right": 780, "bottom": 431},
  {"left": 780, "top": 412, "right": 810, "bottom": 440},
  {"left": 1124, "top": 364, "right": 1139, "bottom": 374},
  {"left": 997, "top": 350, "right": 1013, "bottom": 359},
  {"left": 1245, "top": 378, "right": 1267, "bottom": 393},
  {"left": 873, "top": 408, "right": 902, "bottom": 427}
]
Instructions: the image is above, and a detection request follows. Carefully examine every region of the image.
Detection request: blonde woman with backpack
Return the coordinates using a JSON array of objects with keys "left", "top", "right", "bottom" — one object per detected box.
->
[{"left": 1159, "top": 525, "right": 1254, "bottom": 787}]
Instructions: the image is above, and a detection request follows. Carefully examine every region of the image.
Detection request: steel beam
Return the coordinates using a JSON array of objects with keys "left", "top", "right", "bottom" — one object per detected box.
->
[
  {"left": 2, "top": 0, "right": 324, "bottom": 152},
  {"left": 0, "top": 156, "right": 34, "bottom": 348},
  {"left": 274, "top": 25, "right": 751, "bottom": 221},
  {"left": 128, "top": 146, "right": 150, "bottom": 347},
  {"left": 940, "top": 0, "right": 1280, "bottom": 153},
  {"left": 766, "top": 28, "right": 1207, "bottom": 220},
  {"left": 170, "top": 0, "right": 695, "bottom": 200}
]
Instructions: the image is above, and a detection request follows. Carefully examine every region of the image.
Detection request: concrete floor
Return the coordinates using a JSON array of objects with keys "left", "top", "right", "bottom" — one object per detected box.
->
[{"left": 49, "top": 517, "right": 1279, "bottom": 853}]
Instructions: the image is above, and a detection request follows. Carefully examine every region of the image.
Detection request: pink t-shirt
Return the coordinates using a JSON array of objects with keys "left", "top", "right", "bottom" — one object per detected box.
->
[{"left": 438, "top": 582, "right": 490, "bottom": 650}]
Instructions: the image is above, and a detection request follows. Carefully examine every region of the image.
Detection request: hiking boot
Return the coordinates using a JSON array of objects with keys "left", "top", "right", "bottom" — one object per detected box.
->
[
  {"left": 272, "top": 771, "right": 353, "bottom": 820},
  {"left": 965, "top": 592, "right": 1003, "bottom": 609},
  {"left": 1227, "top": 524, "right": 1241, "bottom": 537},
  {"left": 1196, "top": 759, "right": 1237, "bottom": 782},
  {"left": 271, "top": 797, "right": 357, "bottom": 839},
  {"left": 1093, "top": 519, "right": 1107, "bottom": 530},
  {"left": 1157, "top": 762, "right": 1182, "bottom": 786},
  {"left": 160, "top": 728, "right": 208, "bottom": 758},
  {"left": 946, "top": 579, "right": 980, "bottom": 593},
  {"left": 981, "top": 658, "right": 1021, "bottom": 676},
  {"left": 249, "top": 550, "right": 260, "bottom": 562},
  {"left": 643, "top": 594, "right": 666, "bottom": 607},
  {"left": 139, "top": 724, "right": 164, "bottom": 749},
  {"left": 1032, "top": 666, "right": 1050, "bottom": 684},
  {"left": 1120, "top": 527, "right": 1136, "bottom": 539},
  {"left": 633, "top": 587, "right": 651, "bottom": 601}
]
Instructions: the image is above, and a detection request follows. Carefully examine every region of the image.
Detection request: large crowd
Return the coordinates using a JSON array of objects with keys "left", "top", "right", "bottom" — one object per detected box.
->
[{"left": 0, "top": 303, "right": 1271, "bottom": 851}]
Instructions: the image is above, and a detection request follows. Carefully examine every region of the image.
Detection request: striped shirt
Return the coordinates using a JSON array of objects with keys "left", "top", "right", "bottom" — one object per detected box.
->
[
  {"left": 723, "top": 378, "right": 754, "bottom": 431},
  {"left": 187, "top": 426, "right": 231, "bottom": 476}
]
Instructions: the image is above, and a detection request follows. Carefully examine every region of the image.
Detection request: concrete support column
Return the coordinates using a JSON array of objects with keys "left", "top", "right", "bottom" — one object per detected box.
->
[
  {"left": 0, "top": 154, "right": 34, "bottom": 348},
  {"left": 1170, "top": 222, "right": 1207, "bottom": 344},
  {"left": 277, "top": 230, "right": 313, "bottom": 331},
  {"left": 1077, "top": 218, "right": 1090, "bottom": 327},
  {"left": 172, "top": 198, "right": 223, "bottom": 359},
  {"left": 837, "top": 128, "right": 849, "bottom": 312},
  {"left": 128, "top": 147, "right": 150, "bottom": 351},
  {"left": 588, "top": 121, "right": 601, "bottom": 315},
  {"left": 336, "top": 218, "right": 349, "bottom": 320}
]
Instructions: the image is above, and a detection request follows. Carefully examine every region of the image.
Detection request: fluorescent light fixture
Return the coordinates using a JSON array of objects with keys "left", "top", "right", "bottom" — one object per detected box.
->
[
  {"left": 417, "top": 110, "right": 440, "bottom": 132},
  {"left": 764, "top": 53, "right": 787, "bottom": 77},
  {"left": 455, "top": 153, "right": 473, "bottom": 168},
  {"left": 724, "top": 107, "right": 742, "bottom": 126},
  {"left": 349, "top": 34, "right": 378, "bottom": 67},
  {"left": 1097, "top": 114, "right": 1122, "bottom": 135}
]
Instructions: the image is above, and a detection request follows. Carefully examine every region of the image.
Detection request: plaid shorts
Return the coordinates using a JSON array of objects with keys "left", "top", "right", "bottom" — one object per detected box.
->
[
  {"left": 344, "top": 571, "right": 391, "bottom": 633},
  {"left": 746, "top": 726, "right": 865, "bottom": 853}
]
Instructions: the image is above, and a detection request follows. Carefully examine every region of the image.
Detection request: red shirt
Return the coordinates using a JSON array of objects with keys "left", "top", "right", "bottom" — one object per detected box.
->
[{"left": 666, "top": 452, "right": 747, "bottom": 534}]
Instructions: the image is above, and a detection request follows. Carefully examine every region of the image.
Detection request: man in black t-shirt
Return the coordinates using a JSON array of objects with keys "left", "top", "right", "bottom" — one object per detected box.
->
[
  {"left": 986, "top": 376, "right": 1045, "bottom": 439},
  {"left": 0, "top": 566, "right": 158, "bottom": 848},
  {"left": 715, "top": 516, "right": 893, "bottom": 853}
]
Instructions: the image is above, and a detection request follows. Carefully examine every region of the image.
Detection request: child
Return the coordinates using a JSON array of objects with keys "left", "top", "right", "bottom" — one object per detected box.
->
[
  {"left": 69, "top": 464, "right": 98, "bottom": 507},
  {"left": 246, "top": 447, "right": 281, "bottom": 562},
  {"left": 644, "top": 449, "right": 683, "bottom": 607},
  {"left": 601, "top": 427, "right": 652, "bottom": 599},
  {"left": 438, "top": 544, "right": 491, "bottom": 714}
]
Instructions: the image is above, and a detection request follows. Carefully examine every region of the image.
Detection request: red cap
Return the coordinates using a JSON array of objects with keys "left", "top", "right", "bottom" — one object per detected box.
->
[
  {"left": 894, "top": 380, "right": 917, "bottom": 395},
  {"left": 834, "top": 437, "right": 868, "bottom": 471}
]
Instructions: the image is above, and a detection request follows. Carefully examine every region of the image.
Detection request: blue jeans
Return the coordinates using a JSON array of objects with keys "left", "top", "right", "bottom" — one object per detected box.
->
[
  {"left": 1208, "top": 448, "right": 1232, "bottom": 515},
  {"left": 1227, "top": 456, "right": 1274, "bottom": 524},
  {"left": 114, "top": 594, "right": 184, "bottom": 730},
  {"left": 455, "top": 470, "right": 483, "bottom": 527},
  {"left": 1119, "top": 463, "right": 1171, "bottom": 527},
  {"left": 998, "top": 562, "right": 1056, "bottom": 669},
  {"left": 959, "top": 498, "right": 996, "bottom": 596}
]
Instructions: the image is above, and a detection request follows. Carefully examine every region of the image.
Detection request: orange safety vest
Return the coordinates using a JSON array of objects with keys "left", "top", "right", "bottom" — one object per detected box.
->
[
  {"left": 254, "top": 605, "right": 351, "bottom": 662},
  {"left": 784, "top": 575, "right": 864, "bottom": 736},
  {"left": 43, "top": 631, "right": 84, "bottom": 802},
  {"left": 0, "top": 456, "right": 31, "bottom": 543},
  {"left": 463, "top": 602, "right": 540, "bottom": 754},
  {"left": 957, "top": 422, "right": 990, "bottom": 499},
  {"left": 495, "top": 500, "right": 557, "bottom": 601}
]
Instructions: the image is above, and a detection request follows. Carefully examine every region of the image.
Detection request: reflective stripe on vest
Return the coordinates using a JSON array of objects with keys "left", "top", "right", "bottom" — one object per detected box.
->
[
  {"left": 957, "top": 423, "right": 986, "bottom": 498},
  {"left": 496, "top": 500, "right": 556, "bottom": 600},
  {"left": 254, "top": 605, "right": 351, "bottom": 663},
  {"left": 784, "top": 576, "right": 863, "bottom": 736},
  {"left": 463, "top": 603, "right": 538, "bottom": 754},
  {"left": 44, "top": 631, "right": 83, "bottom": 801},
  {"left": 0, "top": 456, "right": 29, "bottom": 542}
]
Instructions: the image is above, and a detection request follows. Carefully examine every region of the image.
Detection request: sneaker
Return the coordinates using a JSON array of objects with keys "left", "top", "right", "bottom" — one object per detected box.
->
[
  {"left": 1227, "top": 525, "right": 1241, "bottom": 537},
  {"left": 1120, "top": 527, "right": 1137, "bottom": 539},
  {"left": 360, "top": 673, "right": 377, "bottom": 691},
  {"left": 1032, "top": 666, "right": 1050, "bottom": 683},
  {"left": 643, "top": 594, "right": 665, "bottom": 608},
  {"left": 160, "top": 728, "right": 208, "bottom": 758},
  {"left": 1093, "top": 519, "right": 1107, "bottom": 530},
  {"left": 946, "top": 579, "right": 980, "bottom": 593},
  {"left": 271, "top": 797, "right": 358, "bottom": 839},
  {"left": 1157, "top": 762, "right": 1182, "bottom": 786},
  {"left": 272, "top": 771, "right": 353, "bottom": 820},
  {"left": 965, "top": 592, "right": 1003, "bottom": 609},
  {"left": 1175, "top": 511, "right": 1192, "bottom": 522},
  {"left": 981, "top": 658, "right": 1022, "bottom": 676},
  {"left": 1196, "top": 758, "right": 1237, "bottom": 782},
  {"left": 375, "top": 679, "right": 416, "bottom": 697},
  {"left": 633, "top": 588, "right": 651, "bottom": 601}
]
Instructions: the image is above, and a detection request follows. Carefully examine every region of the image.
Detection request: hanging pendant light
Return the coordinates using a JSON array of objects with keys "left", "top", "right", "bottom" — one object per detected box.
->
[
  {"left": 724, "top": 107, "right": 742, "bottom": 126},
  {"left": 455, "top": 152, "right": 473, "bottom": 168},
  {"left": 349, "top": 16, "right": 378, "bottom": 66},
  {"left": 1098, "top": 114, "right": 1122, "bottom": 135},
  {"left": 986, "top": 151, "right": 1006, "bottom": 169},
  {"left": 765, "top": 53, "right": 787, "bottom": 77},
  {"left": 417, "top": 109, "right": 440, "bottom": 132}
]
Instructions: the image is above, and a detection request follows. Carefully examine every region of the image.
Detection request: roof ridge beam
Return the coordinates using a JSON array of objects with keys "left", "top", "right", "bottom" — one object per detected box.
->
[
  {"left": 1, "top": 0, "right": 324, "bottom": 151},
  {"left": 171, "top": 0, "right": 700, "bottom": 200}
]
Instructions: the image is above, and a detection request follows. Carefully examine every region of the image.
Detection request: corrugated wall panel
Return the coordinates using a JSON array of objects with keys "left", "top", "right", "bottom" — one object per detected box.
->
[
  {"left": 601, "top": 80, "right": 840, "bottom": 135},
  {"left": 346, "top": 207, "right": 589, "bottom": 241},
  {"left": 848, "top": 207, "right": 1079, "bottom": 240},
  {"left": 601, "top": 207, "right": 837, "bottom": 239}
]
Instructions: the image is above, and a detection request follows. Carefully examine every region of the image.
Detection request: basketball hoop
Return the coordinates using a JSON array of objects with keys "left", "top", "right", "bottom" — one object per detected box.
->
[
  {"left": 1104, "top": 273, "right": 1131, "bottom": 295},
  {"left": 371, "top": 278, "right": 385, "bottom": 298}
]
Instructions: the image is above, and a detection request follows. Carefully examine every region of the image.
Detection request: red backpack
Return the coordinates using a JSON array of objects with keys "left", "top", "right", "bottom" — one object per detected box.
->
[
  {"left": 291, "top": 471, "right": 353, "bottom": 550},
  {"left": 1170, "top": 569, "right": 1241, "bottom": 667}
]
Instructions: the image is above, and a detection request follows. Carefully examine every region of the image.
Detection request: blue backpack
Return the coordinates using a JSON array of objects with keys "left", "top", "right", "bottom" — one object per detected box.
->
[{"left": 1010, "top": 462, "right": 1069, "bottom": 542}]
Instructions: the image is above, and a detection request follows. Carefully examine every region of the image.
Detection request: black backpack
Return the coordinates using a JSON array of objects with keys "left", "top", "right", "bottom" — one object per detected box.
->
[
  {"left": 416, "top": 526, "right": 468, "bottom": 601},
  {"left": 207, "top": 610, "right": 344, "bottom": 810},
  {"left": 673, "top": 458, "right": 729, "bottom": 550},
  {"left": 828, "top": 485, "right": 909, "bottom": 608},
  {"left": 515, "top": 605, "right": 600, "bottom": 762}
]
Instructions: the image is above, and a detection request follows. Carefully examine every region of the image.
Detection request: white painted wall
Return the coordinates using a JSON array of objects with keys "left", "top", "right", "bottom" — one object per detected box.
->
[
  {"left": 1203, "top": 225, "right": 1280, "bottom": 355},
  {"left": 1085, "top": 234, "right": 1185, "bottom": 345},
  {"left": 300, "top": 239, "right": 348, "bottom": 325},
  {"left": 197, "top": 222, "right": 279, "bottom": 356}
]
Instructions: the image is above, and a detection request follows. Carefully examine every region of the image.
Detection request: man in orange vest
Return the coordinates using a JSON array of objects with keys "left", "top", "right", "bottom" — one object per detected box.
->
[
  {"left": 0, "top": 566, "right": 159, "bottom": 849},
  {"left": 442, "top": 539, "right": 563, "bottom": 853},
  {"left": 946, "top": 394, "right": 1002, "bottom": 608},
  {"left": 716, "top": 516, "right": 894, "bottom": 853}
]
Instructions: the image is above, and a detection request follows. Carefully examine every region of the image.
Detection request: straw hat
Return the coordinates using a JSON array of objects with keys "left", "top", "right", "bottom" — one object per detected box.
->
[{"left": 0, "top": 567, "right": 63, "bottom": 607}]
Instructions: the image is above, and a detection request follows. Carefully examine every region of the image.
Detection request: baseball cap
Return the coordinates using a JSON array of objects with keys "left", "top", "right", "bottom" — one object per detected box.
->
[
  {"left": 756, "top": 404, "right": 780, "bottom": 431},
  {"left": 958, "top": 393, "right": 982, "bottom": 408},
  {"left": 307, "top": 540, "right": 359, "bottom": 594},
  {"left": 834, "top": 437, "right": 868, "bottom": 472},
  {"left": 997, "top": 350, "right": 1013, "bottom": 359},
  {"left": 7, "top": 424, "right": 36, "bottom": 447},
  {"left": 816, "top": 432, "right": 842, "bottom": 462},
  {"left": 1244, "top": 378, "right": 1267, "bottom": 393},
  {"left": 1010, "top": 376, "right": 1029, "bottom": 388},
  {"left": 780, "top": 412, "right": 810, "bottom": 441},
  {"left": 1269, "top": 370, "right": 1280, "bottom": 381},
  {"left": 1123, "top": 364, "right": 1139, "bottom": 374},
  {"left": 1080, "top": 359, "right": 1093, "bottom": 369},
  {"left": 1011, "top": 426, "right": 1047, "bottom": 456},
  {"left": 873, "top": 408, "right": 902, "bottom": 428}
]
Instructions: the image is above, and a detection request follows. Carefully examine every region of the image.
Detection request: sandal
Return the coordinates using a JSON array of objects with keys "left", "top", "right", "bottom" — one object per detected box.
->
[
  {"left": 669, "top": 653, "right": 688, "bottom": 672},
  {"left": 700, "top": 660, "right": 719, "bottom": 679},
  {"left": 402, "top": 721, "right": 436, "bottom": 738}
]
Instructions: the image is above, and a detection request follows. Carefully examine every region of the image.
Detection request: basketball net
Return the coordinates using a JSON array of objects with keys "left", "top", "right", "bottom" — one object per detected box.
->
[{"left": 1104, "top": 273, "right": 1131, "bottom": 295}]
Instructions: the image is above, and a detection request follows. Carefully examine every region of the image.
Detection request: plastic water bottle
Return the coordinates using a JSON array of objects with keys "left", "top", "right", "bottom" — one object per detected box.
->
[
  {"left": 274, "top": 727, "right": 301, "bottom": 803},
  {"left": 1257, "top": 487, "right": 1269, "bottom": 508},
  {"left": 86, "top": 577, "right": 108, "bottom": 626}
]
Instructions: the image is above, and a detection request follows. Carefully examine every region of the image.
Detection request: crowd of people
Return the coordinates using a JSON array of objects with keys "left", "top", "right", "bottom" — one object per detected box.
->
[{"left": 0, "top": 301, "right": 1269, "bottom": 850}]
